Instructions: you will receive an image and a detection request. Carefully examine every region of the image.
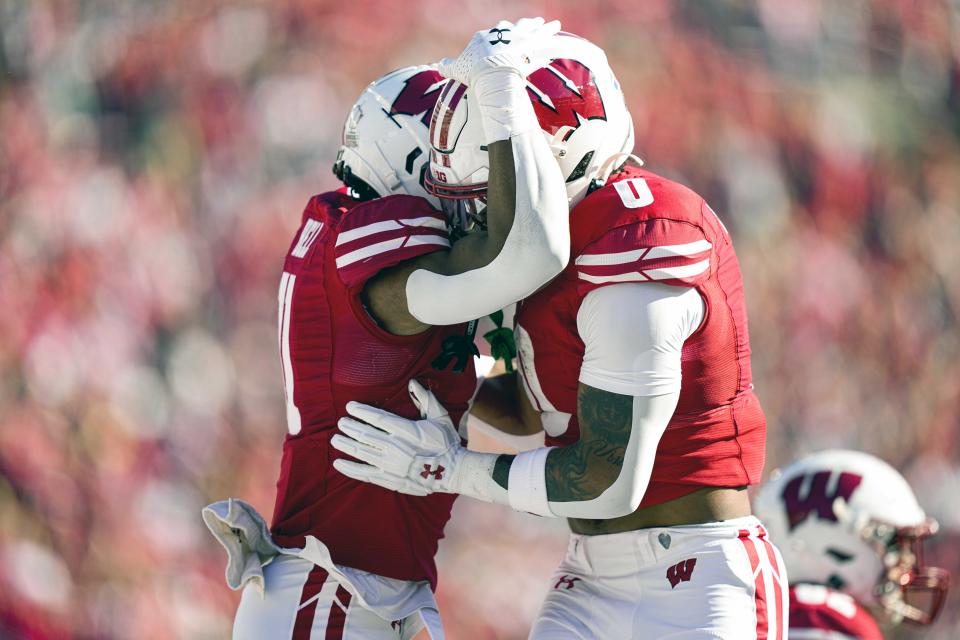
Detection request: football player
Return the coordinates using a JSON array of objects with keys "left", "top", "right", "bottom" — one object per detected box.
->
[
  {"left": 204, "top": 18, "right": 570, "bottom": 640},
  {"left": 333, "top": 25, "right": 788, "bottom": 638},
  {"left": 755, "top": 449, "right": 951, "bottom": 639}
]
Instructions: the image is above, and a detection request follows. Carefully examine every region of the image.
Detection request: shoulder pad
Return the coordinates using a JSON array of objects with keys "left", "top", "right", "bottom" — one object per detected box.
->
[
  {"left": 334, "top": 194, "right": 450, "bottom": 288},
  {"left": 570, "top": 168, "right": 709, "bottom": 254},
  {"left": 575, "top": 217, "right": 713, "bottom": 295},
  {"left": 286, "top": 192, "right": 353, "bottom": 261},
  {"left": 302, "top": 190, "right": 354, "bottom": 222}
]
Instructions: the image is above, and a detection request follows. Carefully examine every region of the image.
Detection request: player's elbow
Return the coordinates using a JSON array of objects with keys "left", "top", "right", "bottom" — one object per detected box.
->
[
  {"left": 522, "top": 216, "right": 569, "bottom": 281},
  {"left": 544, "top": 237, "right": 569, "bottom": 278},
  {"left": 539, "top": 193, "right": 571, "bottom": 274},
  {"left": 607, "top": 478, "right": 647, "bottom": 519},
  {"left": 505, "top": 240, "right": 567, "bottom": 296},
  {"left": 584, "top": 459, "right": 645, "bottom": 519}
]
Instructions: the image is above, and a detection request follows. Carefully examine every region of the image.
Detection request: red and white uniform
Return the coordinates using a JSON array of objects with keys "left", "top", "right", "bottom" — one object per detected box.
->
[
  {"left": 515, "top": 165, "right": 766, "bottom": 505},
  {"left": 518, "top": 167, "right": 782, "bottom": 638},
  {"left": 236, "top": 192, "right": 475, "bottom": 639},
  {"left": 789, "top": 585, "right": 884, "bottom": 640}
]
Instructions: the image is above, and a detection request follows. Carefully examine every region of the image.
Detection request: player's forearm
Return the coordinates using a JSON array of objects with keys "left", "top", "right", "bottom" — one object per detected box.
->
[
  {"left": 488, "top": 444, "right": 638, "bottom": 519},
  {"left": 485, "top": 389, "right": 679, "bottom": 520},
  {"left": 404, "top": 72, "right": 569, "bottom": 326}
]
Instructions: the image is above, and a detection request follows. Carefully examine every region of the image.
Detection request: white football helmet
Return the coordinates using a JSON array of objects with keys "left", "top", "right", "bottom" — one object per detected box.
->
[
  {"left": 333, "top": 65, "right": 446, "bottom": 205},
  {"left": 754, "top": 449, "right": 950, "bottom": 625},
  {"left": 424, "top": 31, "right": 634, "bottom": 231}
]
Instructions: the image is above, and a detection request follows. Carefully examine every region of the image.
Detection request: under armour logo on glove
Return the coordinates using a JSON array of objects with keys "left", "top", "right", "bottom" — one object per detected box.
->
[
  {"left": 420, "top": 464, "right": 445, "bottom": 480},
  {"left": 554, "top": 575, "right": 581, "bottom": 590},
  {"left": 488, "top": 28, "right": 511, "bottom": 45},
  {"left": 666, "top": 558, "right": 697, "bottom": 588}
]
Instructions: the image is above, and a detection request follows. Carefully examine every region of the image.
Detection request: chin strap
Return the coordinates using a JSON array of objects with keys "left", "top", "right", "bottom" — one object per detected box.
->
[{"left": 587, "top": 153, "right": 645, "bottom": 195}]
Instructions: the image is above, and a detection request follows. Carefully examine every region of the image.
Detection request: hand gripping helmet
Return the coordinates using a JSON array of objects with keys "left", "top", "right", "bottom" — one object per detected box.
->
[
  {"left": 333, "top": 65, "right": 446, "bottom": 204},
  {"left": 754, "top": 450, "right": 950, "bottom": 625},
  {"left": 424, "top": 32, "right": 634, "bottom": 230}
]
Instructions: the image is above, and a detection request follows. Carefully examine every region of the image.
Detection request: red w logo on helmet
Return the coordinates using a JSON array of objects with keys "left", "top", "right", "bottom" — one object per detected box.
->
[
  {"left": 782, "top": 471, "right": 863, "bottom": 531},
  {"left": 527, "top": 59, "right": 607, "bottom": 142},
  {"left": 390, "top": 70, "right": 445, "bottom": 127}
]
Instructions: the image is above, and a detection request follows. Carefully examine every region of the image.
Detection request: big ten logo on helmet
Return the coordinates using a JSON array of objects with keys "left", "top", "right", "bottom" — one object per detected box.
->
[
  {"left": 782, "top": 471, "right": 863, "bottom": 531},
  {"left": 390, "top": 70, "right": 446, "bottom": 127},
  {"left": 526, "top": 59, "right": 607, "bottom": 143}
]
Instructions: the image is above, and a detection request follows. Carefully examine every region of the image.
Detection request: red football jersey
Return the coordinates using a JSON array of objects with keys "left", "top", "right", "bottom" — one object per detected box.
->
[
  {"left": 789, "top": 584, "right": 884, "bottom": 639},
  {"left": 514, "top": 166, "right": 766, "bottom": 508},
  {"left": 270, "top": 191, "right": 476, "bottom": 587}
]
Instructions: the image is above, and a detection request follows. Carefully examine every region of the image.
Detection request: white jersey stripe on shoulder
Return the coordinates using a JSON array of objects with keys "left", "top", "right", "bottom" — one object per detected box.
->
[
  {"left": 578, "top": 258, "right": 709, "bottom": 284},
  {"left": 336, "top": 220, "right": 400, "bottom": 246},
  {"left": 578, "top": 270, "right": 650, "bottom": 284},
  {"left": 575, "top": 247, "right": 649, "bottom": 266},
  {"left": 574, "top": 239, "right": 711, "bottom": 266},
  {"left": 643, "top": 239, "right": 712, "bottom": 260},
  {"left": 642, "top": 259, "right": 709, "bottom": 281},
  {"left": 336, "top": 216, "right": 445, "bottom": 246},
  {"left": 335, "top": 235, "right": 449, "bottom": 269},
  {"left": 400, "top": 216, "right": 446, "bottom": 231}
]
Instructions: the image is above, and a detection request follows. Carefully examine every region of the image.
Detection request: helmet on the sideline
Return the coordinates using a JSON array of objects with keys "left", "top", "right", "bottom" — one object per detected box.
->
[
  {"left": 424, "top": 31, "right": 634, "bottom": 231},
  {"left": 333, "top": 65, "right": 445, "bottom": 205},
  {"left": 754, "top": 449, "right": 950, "bottom": 625}
]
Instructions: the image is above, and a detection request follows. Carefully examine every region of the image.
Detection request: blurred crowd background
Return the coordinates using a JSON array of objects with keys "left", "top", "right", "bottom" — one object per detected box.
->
[{"left": 1, "top": 0, "right": 958, "bottom": 638}]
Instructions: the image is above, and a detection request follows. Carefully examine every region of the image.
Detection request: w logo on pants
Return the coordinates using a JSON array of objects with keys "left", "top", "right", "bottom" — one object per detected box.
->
[{"left": 666, "top": 558, "right": 697, "bottom": 588}]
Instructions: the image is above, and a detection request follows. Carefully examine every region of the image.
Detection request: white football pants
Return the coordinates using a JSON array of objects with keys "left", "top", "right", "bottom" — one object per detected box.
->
[
  {"left": 233, "top": 554, "right": 435, "bottom": 640},
  {"left": 530, "top": 516, "right": 789, "bottom": 639}
]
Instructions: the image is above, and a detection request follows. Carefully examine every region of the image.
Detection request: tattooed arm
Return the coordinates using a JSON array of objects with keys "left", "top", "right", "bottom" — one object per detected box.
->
[
  {"left": 545, "top": 385, "right": 633, "bottom": 500},
  {"left": 493, "top": 384, "right": 680, "bottom": 518},
  {"left": 493, "top": 283, "right": 701, "bottom": 519}
]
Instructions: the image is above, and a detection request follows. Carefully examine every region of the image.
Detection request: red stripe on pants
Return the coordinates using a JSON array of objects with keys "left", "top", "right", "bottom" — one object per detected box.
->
[
  {"left": 324, "top": 586, "right": 353, "bottom": 640},
  {"left": 739, "top": 529, "right": 768, "bottom": 639},
  {"left": 293, "top": 566, "right": 330, "bottom": 639},
  {"left": 759, "top": 533, "right": 785, "bottom": 640}
]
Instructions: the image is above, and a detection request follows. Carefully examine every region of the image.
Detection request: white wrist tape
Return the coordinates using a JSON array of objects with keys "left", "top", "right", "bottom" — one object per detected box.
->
[
  {"left": 453, "top": 451, "right": 509, "bottom": 506},
  {"left": 507, "top": 446, "right": 556, "bottom": 517},
  {"left": 471, "top": 70, "right": 540, "bottom": 143}
]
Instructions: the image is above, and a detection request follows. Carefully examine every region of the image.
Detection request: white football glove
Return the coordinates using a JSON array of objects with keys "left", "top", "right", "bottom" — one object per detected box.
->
[
  {"left": 438, "top": 17, "right": 561, "bottom": 85},
  {"left": 331, "top": 379, "right": 468, "bottom": 496}
]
